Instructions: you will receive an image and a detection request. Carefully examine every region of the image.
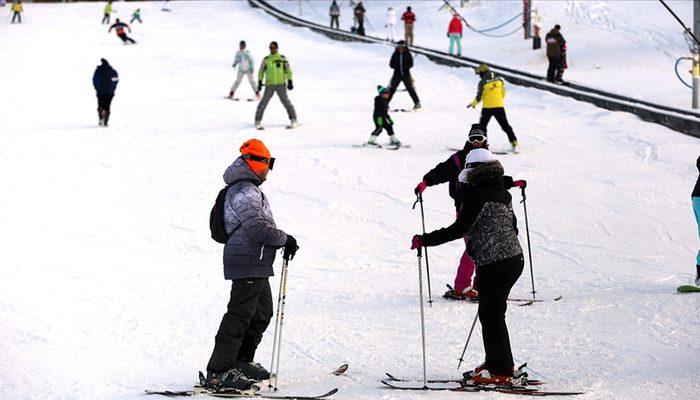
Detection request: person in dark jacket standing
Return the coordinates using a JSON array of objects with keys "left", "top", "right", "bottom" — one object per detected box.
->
[
  {"left": 353, "top": 1, "right": 366, "bottom": 36},
  {"left": 92, "top": 58, "right": 119, "bottom": 127},
  {"left": 545, "top": 25, "right": 565, "bottom": 83},
  {"left": 329, "top": 0, "right": 340, "bottom": 29},
  {"left": 366, "top": 85, "right": 401, "bottom": 147},
  {"left": 388, "top": 40, "right": 421, "bottom": 110},
  {"left": 108, "top": 18, "right": 136, "bottom": 44},
  {"left": 204, "top": 139, "right": 299, "bottom": 391},
  {"left": 414, "top": 125, "right": 524, "bottom": 300},
  {"left": 693, "top": 155, "right": 700, "bottom": 286},
  {"left": 411, "top": 148, "right": 524, "bottom": 386}
]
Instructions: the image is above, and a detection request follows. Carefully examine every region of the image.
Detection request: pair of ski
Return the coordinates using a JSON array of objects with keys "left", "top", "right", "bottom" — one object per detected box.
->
[
  {"left": 444, "top": 284, "right": 563, "bottom": 306},
  {"left": 382, "top": 366, "right": 583, "bottom": 396},
  {"left": 352, "top": 143, "right": 411, "bottom": 151},
  {"left": 145, "top": 364, "right": 346, "bottom": 399}
]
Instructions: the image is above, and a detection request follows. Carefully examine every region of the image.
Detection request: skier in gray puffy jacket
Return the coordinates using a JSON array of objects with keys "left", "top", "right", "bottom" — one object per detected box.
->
[
  {"left": 205, "top": 138, "right": 298, "bottom": 391},
  {"left": 228, "top": 40, "right": 260, "bottom": 100}
]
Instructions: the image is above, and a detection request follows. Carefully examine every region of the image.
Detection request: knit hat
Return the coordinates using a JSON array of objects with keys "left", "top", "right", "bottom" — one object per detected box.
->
[
  {"left": 240, "top": 139, "right": 273, "bottom": 173},
  {"left": 377, "top": 85, "right": 390, "bottom": 95},
  {"left": 459, "top": 149, "right": 498, "bottom": 183},
  {"left": 475, "top": 63, "right": 489, "bottom": 74}
]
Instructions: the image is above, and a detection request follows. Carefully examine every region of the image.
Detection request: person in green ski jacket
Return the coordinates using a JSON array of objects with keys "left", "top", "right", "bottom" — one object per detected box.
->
[
  {"left": 102, "top": 1, "right": 112, "bottom": 25},
  {"left": 228, "top": 40, "right": 259, "bottom": 100},
  {"left": 130, "top": 8, "right": 142, "bottom": 24},
  {"left": 254, "top": 41, "right": 297, "bottom": 130}
]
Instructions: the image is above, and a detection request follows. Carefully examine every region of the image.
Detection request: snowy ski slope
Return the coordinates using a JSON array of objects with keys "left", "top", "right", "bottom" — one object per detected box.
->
[
  {"left": 0, "top": 1, "right": 699, "bottom": 399},
  {"left": 274, "top": 0, "right": 695, "bottom": 110}
]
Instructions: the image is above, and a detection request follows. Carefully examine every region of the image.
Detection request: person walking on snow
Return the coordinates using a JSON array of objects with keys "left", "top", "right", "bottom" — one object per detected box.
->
[
  {"left": 109, "top": 18, "right": 136, "bottom": 44},
  {"left": 228, "top": 40, "right": 260, "bottom": 101},
  {"left": 415, "top": 125, "right": 524, "bottom": 300},
  {"left": 204, "top": 139, "right": 299, "bottom": 391},
  {"left": 693, "top": 156, "right": 700, "bottom": 286},
  {"left": 388, "top": 40, "right": 421, "bottom": 110},
  {"left": 401, "top": 6, "right": 416, "bottom": 46},
  {"left": 447, "top": 12, "right": 463, "bottom": 57},
  {"left": 545, "top": 24, "right": 566, "bottom": 83},
  {"left": 329, "top": 0, "right": 340, "bottom": 30},
  {"left": 11, "top": 0, "right": 22, "bottom": 24},
  {"left": 468, "top": 64, "right": 518, "bottom": 153},
  {"left": 92, "top": 58, "right": 119, "bottom": 127},
  {"left": 130, "top": 8, "right": 142, "bottom": 24},
  {"left": 367, "top": 86, "right": 402, "bottom": 147},
  {"left": 385, "top": 7, "right": 397, "bottom": 42},
  {"left": 102, "top": 0, "right": 112, "bottom": 25},
  {"left": 254, "top": 41, "right": 297, "bottom": 130},
  {"left": 353, "top": 1, "right": 366, "bottom": 36},
  {"left": 411, "top": 148, "right": 524, "bottom": 386}
]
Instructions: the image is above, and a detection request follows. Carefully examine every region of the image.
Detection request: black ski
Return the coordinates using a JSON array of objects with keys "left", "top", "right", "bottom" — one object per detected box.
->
[
  {"left": 145, "top": 387, "right": 338, "bottom": 399},
  {"left": 384, "top": 372, "right": 543, "bottom": 386},
  {"left": 381, "top": 380, "right": 582, "bottom": 396},
  {"left": 508, "top": 295, "right": 563, "bottom": 303}
]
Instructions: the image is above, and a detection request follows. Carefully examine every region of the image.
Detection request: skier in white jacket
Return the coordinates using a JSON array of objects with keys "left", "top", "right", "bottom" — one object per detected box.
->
[
  {"left": 385, "top": 7, "right": 397, "bottom": 42},
  {"left": 228, "top": 40, "right": 260, "bottom": 100}
]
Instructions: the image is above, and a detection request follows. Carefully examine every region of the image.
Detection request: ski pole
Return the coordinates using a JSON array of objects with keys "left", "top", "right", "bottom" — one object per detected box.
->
[
  {"left": 416, "top": 247, "right": 428, "bottom": 389},
  {"left": 520, "top": 187, "right": 536, "bottom": 299},
  {"left": 457, "top": 309, "right": 479, "bottom": 370},
  {"left": 412, "top": 194, "right": 433, "bottom": 305},
  {"left": 269, "top": 258, "right": 289, "bottom": 391}
]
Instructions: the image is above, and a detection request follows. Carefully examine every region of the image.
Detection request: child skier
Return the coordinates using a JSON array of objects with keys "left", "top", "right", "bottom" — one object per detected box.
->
[
  {"left": 228, "top": 40, "right": 260, "bottom": 101},
  {"left": 367, "top": 86, "right": 401, "bottom": 147},
  {"left": 108, "top": 19, "right": 136, "bottom": 45},
  {"left": 130, "top": 8, "right": 142, "bottom": 24}
]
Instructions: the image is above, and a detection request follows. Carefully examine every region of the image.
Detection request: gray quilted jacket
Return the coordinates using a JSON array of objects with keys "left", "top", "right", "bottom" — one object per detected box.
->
[{"left": 222, "top": 157, "right": 288, "bottom": 280}]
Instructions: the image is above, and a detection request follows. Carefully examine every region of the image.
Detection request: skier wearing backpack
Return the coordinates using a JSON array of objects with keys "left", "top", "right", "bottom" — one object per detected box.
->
[
  {"left": 411, "top": 148, "right": 524, "bottom": 386},
  {"left": 228, "top": 40, "right": 259, "bottom": 101},
  {"left": 366, "top": 85, "right": 401, "bottom": 147},
  {"left": 414, "top": 124, "right": 524, "bottom": 300},
  {"left": 205, "top": 139, "right": 298, "bottom": 392}
]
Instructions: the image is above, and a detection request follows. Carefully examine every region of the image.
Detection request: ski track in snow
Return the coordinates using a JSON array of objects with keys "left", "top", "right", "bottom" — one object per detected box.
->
[{"left": 1, "top": 1, "right": 699, "bottom": 400}]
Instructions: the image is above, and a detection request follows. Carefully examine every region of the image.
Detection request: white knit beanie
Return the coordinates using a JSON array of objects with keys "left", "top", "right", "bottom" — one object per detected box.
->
[{"left": 459, "top": 149, "right": 497, "bottom": 183}]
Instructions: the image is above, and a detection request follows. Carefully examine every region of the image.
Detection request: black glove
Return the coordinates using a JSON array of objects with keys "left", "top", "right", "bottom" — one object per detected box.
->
[
  {"left": 287, "top": 80, "right": 294, "bottom": 90},
  {"left": 283, "top": 235, "right": 298, "bottom": 261},
  {"left": 257, "top": 80, "right": 263, "bottom": 91}
]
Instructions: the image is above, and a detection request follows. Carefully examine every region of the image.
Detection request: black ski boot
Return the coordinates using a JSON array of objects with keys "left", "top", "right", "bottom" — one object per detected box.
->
[
  {"left": 203, "top": 368, "right": 256, "bottom": 392},
  {"left": 231, "top": 360, "right": 270, "bottom": 381}
]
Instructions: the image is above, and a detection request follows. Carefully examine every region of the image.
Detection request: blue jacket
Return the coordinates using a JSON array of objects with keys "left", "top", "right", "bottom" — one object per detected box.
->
[
  {"left": 92, "top": 63, "right": 119, "bottom": 96},
  {"left": 222, "top": 157, "right": 288, "bottom": 280}
]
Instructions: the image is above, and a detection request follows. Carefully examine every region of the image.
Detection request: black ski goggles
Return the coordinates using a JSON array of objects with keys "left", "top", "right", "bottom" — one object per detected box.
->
[{"left": 242, "top": 154, "right": 275, "bottom": 170}]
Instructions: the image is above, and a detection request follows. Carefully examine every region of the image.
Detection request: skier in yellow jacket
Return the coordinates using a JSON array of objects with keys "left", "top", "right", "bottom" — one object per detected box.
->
[
  {"left": 11, "top": 0, "right": 23, "bottom": 24},
  {"left": 468, "top": 64, "right": 519, "bottom": 153},
  {"left": 254, "top": 41, "right": 298, "bottom": 130}
]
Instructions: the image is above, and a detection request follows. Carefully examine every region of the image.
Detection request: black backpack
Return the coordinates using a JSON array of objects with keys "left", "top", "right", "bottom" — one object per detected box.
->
[{"left": 209, "top": 179, "right": 255, "bottom": 244}]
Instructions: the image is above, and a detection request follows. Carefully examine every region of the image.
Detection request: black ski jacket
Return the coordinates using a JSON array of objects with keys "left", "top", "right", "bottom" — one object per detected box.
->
[
  {"left": 422, "top": 148, "right": 515, "bottom": 210},
  {"left": 92, "top": 63, "right": 119, "bottom": 96},
  {"left": 390, "top": 50, "right": 413, "bottom": 77},
  {"left": 373, "top": 95, "right": 390, "bottom": 123},
  {"left": 423, "top": 161, "right": 522, "bottom": 268},
  {"left": 694, "top": 155, "right": 700, "bottom": 197}
]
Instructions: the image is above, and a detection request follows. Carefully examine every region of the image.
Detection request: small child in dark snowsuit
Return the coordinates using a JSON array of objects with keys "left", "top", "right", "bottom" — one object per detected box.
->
[{"left": 367, "top": 85, "right": 401, "bottom": 146}]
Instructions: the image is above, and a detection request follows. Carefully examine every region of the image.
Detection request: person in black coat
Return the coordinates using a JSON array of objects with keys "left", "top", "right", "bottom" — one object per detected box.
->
[
  {"left": 414, "top": 124, "right": 525, "bottom": 300},
  {"left": 388, "top": 40, "right": 421, "bottom": 110},
  {"left": 411, "top": 149, "right": 524, "bottom": 385},
  {"left": 92, "top": 58, "right": 119, "bottom": 126},
  {"left": 367, "top": 85, "right": 401, "bottom": 146}
]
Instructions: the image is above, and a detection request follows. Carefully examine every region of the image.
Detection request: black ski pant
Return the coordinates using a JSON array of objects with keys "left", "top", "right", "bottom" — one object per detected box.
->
[
  {"left": 12, "top": 12, "right": 21, "bottom": 23},
  {"left": 475, "top": 254, "right": 524, "bottom": 376},
  {"left": 207, "top": 278, "right": 273, "bottom": 373},
  {"left": 371, "top": 119, "right": 395, "bottom": 137},
  {"left": 97, "top": 94, "right": 114, "bottom": 125},
  {"left": 130, "top": 16, "right": 142, "bottom": 24},
  {"left": 479, "top": 107, "right": 517, "bottom": 144},
  {"left": 546, "top": 56, "right": 561, "bottom": 82},
  {"left": 118, "top": 33, "right": 136, "bottom": 44},
  {"left": 330, "top": 15, "right": 339, "bottom": 29},
  {"left": 388, "top": 73, "right": 420, "bottom": 106},
  {"left": 102, "top": 13, "right": 110, "bottom": 24}
]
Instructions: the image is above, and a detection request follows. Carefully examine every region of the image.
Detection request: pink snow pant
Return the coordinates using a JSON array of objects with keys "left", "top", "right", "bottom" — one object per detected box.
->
[{"left": 454, "top": 235, "right": 477, "bottom": 293}]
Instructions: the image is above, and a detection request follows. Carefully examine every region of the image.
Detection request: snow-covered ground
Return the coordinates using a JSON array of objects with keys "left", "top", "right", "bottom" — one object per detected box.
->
[
  {"left": 274, "top": 0, "right": 696, "bottom": 110},
  {"left": 1, "top": 1, "right": 699, "bottom": 399}
]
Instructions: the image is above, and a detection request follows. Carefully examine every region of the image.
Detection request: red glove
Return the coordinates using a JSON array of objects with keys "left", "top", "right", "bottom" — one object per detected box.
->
[
  {"left": 414, "top": 181, "right": 427, "bottom": 195},
  {"left": 514, "top": 180, "right": 527, "bottom": 189},
  {"left": 411, "top": 235, "right": 424, "bottom": 250}
]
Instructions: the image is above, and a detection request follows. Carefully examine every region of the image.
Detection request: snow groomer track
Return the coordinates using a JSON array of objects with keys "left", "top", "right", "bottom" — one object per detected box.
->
[{"left": 250, "top": 0, "right": 700, "bottom": 138}]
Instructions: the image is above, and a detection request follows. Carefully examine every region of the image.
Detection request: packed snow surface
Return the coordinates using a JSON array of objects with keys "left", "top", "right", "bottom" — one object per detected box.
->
[{"left": 0, "top": 1, "right": 699, "bottom": 399}]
